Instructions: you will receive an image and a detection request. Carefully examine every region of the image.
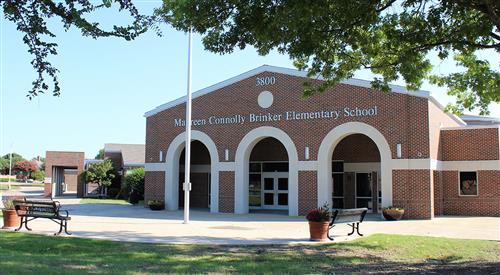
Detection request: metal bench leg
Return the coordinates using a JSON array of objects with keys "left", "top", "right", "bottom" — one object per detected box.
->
[
  {"left": 64, "top": 220, "right": 71, "bottom": 235},
  {"left": 15, "top": 217, "right": 24, "bottom": 232},
  {"left": 347, "top": 223, "right": 356, "bottom": 236},
  {"left": 356, "top": 223, "right": 363, "bottom": 236},
  {"left": 54, "top": 221, "right": 63, "bottom": 236},
  {"left": 327, "top": 225, "right": 335, "bottom": 241},
  {"left": 24, "top": 218, "right": 32, "bottom": 231}
]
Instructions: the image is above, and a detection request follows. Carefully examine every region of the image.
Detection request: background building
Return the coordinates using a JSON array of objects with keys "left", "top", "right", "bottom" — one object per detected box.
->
[{"left": 44, "top": 144, "right": 145, "bottom": 198}]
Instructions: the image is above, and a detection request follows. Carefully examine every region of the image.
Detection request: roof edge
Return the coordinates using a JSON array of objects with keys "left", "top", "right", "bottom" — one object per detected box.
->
[{"left": 441, "top": 125, "right": 500, "bottom": 130}]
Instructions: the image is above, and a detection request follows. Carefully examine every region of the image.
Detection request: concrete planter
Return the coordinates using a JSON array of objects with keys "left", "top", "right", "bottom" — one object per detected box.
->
[{"left": 383, "top": 208, "right": 405, "bottom": 221}]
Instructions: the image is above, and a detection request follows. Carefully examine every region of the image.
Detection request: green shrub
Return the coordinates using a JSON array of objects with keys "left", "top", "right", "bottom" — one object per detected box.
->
[
  {"left": 125, "top": 168, "right": 145, "bottom": 202},
  {"left": 107, "top": 187, "right": 120, "bottom": 198},
  {"left": 31, "top": 170, "right": 45, "bottom": 181}
]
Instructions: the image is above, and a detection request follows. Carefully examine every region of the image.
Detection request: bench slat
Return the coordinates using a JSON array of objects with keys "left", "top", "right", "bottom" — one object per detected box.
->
[{"left": 331, "top": 208, "right": 368, "bottom": 225}]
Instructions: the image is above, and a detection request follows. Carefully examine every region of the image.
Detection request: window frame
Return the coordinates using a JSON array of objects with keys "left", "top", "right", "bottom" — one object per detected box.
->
[{"left": 458, "top": 171, "right": 479, "bottom": 197}]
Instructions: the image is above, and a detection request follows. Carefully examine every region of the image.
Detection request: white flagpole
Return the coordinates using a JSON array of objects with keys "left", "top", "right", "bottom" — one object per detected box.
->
[{"left": 183, "top": 28, "right": 193, "bottom": 224}]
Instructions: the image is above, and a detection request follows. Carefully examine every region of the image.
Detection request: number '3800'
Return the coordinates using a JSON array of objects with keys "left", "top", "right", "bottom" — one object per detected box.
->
[{"left": 256, "top": 76, "right": 276, "bottom": 86}]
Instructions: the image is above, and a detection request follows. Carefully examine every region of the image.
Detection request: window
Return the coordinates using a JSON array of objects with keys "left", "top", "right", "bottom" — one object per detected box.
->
[
  {"left": 459, "top": 171, "right": 478, "bottom": 196},
  {"left": 332, "top": 161, "right": 344, "bottom": 209}
]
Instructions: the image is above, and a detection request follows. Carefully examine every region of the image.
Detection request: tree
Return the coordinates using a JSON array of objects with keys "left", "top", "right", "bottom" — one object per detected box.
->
[
  {"left": 1, "top": 153, "right": 25, "bottom": 174},
  {"left": 95, "top": 149, "right": 105, "bottom": 160},
  {"left": 0, "top": 158, "right": 8, "bottom": 175},
  {"left": 2, "top": 0, "right": 154, "bottom": 99},
  {"left": 82, "top": 160, "right": 117, "bottom": 196},
  {"left": 31, "top": 156, "right": 46, "bottom": 171},
  {"left": 13, "top": 160, "right": 38, "bottom": 180},
  {"left": 158, "top": 1, "right": 500, "bottom": 114}
]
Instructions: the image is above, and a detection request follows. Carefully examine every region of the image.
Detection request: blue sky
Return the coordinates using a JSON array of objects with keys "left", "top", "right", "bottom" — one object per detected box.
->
[{"left": 1, "top": 2, "right": 499, "bottom": 160}]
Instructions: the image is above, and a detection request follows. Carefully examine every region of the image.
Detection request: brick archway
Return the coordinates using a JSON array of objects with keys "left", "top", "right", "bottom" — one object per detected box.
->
[
  {"left": 165, "top": 130, "right": 220, "bottom": 213},
  {"left": 234, "top": 126, "right": 299, "bottom": 216},
  {"left": 317, "top": 122, "right": 392, "bottom": 209}
]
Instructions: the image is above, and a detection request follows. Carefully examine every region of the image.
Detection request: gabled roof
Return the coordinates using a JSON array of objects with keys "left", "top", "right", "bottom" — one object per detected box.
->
[
  {"left": 104, "top": 143, "right": 145, "bottom": 166},
  {"left": 144, "top": 65, "right": 434, "bottom": 118},
  {"left": 143, "top": 64, "right": 465, "bottom": 125}
]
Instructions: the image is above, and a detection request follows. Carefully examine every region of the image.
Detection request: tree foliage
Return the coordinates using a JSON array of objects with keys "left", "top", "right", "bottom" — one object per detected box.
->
[
  {"left": 13, "top": 160, "right": 39, "bottom": 179},
  {"left": 31, "top": 170, "right": 45, "bottom": 181},
  {"left": 0, "top": 158, "right": 9, "bottom": 175},
  {"left": 158, "top": 0, "right": 500, "bottom": 114},
  {"left": 95, "top": 149, "right": 105, "bottom": 160},
  {"left": 82, "top": 160, "right": 116, "bottom": 193},
  {"left": 1, "top": 153, "right": 25, "bottom": 174},
  {"left": 124, "top": 167, "right": 145, "bottom": 198},
  {"left": 2, "top": 0, "right": 154, "bottom": 99}
]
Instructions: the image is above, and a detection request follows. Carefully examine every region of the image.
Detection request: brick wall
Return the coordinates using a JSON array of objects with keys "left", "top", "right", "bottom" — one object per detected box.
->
[
  {"left": 441, "top": 128, "right": 499, "bottom": 161},
  {"left": 433, "top": 170, "right": 443, "bottom": 216},
  {"left": 298, "top": 171, "right": 317, "bottom": 215},
  {"left": 144, "top": 171, "right": 165, "bottom": 202},
  {"left": 218, "top": 172, "right": 235, "bottom": 213},
  {"left": 393, "top": 170, "right": 433, "bottom": 219},
  {"left": 437, "top": 170, "right": 499, "bottom": 216},
  {"left": 332, "top": 134, "right": 380, "bottom": 162},
  {"left": 250, "top": 137, "right": 288, "bottom": 161}
]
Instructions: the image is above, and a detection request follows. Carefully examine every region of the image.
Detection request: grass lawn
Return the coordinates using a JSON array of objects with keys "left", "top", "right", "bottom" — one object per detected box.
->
[
  {"left": 80, "top": 198, "right": 131, "bottom": 205},
  {"left": 0, "top": 232, "right": 498, "bottom": 274},
  {"left": 0, "top": 185, "right": 19, "bottom": 190}
]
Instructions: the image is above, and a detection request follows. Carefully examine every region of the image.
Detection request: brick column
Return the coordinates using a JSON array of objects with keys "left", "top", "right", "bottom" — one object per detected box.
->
[
  {"left": 298, "top": 171, "right": 317, "bottom": 215},
  {"left": 219, "top": 171, "right": 235, "bottom": 213}
]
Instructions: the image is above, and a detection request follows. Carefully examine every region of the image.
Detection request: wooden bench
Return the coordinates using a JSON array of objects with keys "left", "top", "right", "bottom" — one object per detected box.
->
[
  {"left": 13, "top": 199, "right": 71, "bottom": 235},
  {"left": 327, "top": 208, "right": 368, "bottom": 240}
]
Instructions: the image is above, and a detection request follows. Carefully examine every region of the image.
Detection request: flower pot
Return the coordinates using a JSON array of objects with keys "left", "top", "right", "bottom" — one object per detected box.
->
[
  {"left": 149, "top": 204, "right": 165, "bottom": 211},
  {"left": 383, "top": 209, "right": 405, "bottom": 221},
  {"left": 2, "top": 209, "right": 20, "bottom": 229},
  {"left": 308, "top": 221, "right": 330, "bottom": 241}
]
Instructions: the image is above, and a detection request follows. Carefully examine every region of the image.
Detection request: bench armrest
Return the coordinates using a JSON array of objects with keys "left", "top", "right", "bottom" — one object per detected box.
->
[
  {"left": 58, "top": 209, "right": 70, "bottom": 218},
  {"left": 329, "top": 210, "right": 339, "bottom": 226}
]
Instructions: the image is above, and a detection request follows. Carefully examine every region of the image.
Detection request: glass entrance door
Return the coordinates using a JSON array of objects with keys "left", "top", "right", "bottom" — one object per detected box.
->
[
  {"left": 261, "top": 172, "right": 289, "bottom": 210},
  {"left": 355, "top": 172, "right": 373, "bottom": 211}
]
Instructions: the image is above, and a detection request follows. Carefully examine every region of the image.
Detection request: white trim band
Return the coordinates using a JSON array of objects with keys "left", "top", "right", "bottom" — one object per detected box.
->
[{"left": 145, "top": 162, "right": 167, "bottom": 171}]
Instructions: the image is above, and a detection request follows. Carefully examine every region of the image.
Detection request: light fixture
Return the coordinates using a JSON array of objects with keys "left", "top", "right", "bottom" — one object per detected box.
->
[
  {"left": 305, "top": 146, "right": 310, "bottom": 160},
  {"left": 225, "top": 149, "right": 229, "bottom": 161},
  {"left": 159, "top": 150, "right": 163, "bottom": 162},
  {"left": 396, "top": 144, "right": 402, "bottom": 159}
]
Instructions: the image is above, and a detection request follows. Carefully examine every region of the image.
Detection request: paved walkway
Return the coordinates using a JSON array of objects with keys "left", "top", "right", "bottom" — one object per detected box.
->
[{"left": 3, "top": 197, "right": 499, "bottom": 244}]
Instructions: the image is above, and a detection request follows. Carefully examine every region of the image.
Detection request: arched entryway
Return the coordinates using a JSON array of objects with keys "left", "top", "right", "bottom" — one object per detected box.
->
[
  {"left": 178, "top": 141, "right": 211, "bottom": 209},
  {"left": 331, "top": 134, "right": 381, "bottom": 213},
  {"left": 165, "top": 131, "right": 219, "bottom": 213},
  {"left": 317, "top": 122, "right": 392, "bottom": 210},
  {"left": 248, "top": 137, "right": 289, "bottom": 213},
  {"left": 235, "top": 127, "right": 299, "bottom": 215}
]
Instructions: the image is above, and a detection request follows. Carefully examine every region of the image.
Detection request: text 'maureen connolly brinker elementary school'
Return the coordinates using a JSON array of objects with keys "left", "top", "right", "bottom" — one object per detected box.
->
[{"left": 143, "top": 65, "right": 499, "bottom": 219}]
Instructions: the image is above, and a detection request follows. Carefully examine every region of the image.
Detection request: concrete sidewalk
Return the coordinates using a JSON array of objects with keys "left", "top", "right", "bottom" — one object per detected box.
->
[{"left": 2, "top": 198, "right": 498, "bottom": 244}]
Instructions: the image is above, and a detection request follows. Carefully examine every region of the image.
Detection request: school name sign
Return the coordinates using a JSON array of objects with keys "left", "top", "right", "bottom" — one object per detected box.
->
[{"left": 174, "top": 106, "right": 378, "bottom": 127}]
